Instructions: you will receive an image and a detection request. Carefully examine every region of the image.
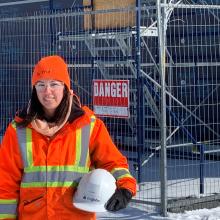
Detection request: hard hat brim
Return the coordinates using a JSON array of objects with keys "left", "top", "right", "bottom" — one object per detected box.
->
[{"left": 73, "top": 202, "right": 107, "bottom": 213}]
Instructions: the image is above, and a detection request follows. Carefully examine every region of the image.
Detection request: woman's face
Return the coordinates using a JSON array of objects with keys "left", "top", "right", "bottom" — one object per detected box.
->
[{"left": 35, "top": 80, "right": 64, "bottom": 117}]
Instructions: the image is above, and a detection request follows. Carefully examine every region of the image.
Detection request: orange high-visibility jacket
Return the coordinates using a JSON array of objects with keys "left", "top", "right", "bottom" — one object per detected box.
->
[{"left": 0, "top": 106, "right": 136, "bottom": 220}]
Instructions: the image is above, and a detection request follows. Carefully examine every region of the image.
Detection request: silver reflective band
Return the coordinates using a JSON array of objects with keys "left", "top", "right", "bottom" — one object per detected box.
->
[
  {"left": 112, "top": 169, "right": 131, "bottom": 179},
  {"left": 80, "top": 124, "right": 90, "bottom": 167},
  {"left": 16, "top": 127, "right": 29, "bottom": 167},
  {"left": 0, "top": 204, "right": 17, "bottom": 215},
  {"left": 22, "top": 171, "right": 83, "bottom": 183}
]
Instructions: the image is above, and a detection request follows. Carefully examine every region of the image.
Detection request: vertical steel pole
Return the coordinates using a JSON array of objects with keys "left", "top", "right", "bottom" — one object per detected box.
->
[
  {"left": 49, "top": 0, "right": 53, "bottom": 10},
  {"left": 136, "top": 0, "right": 144, "bottom": 183},
  {"left": 49, "top": 0, "right": 54, "bottom": 56},
  {"left": 157, "top": 0, "right": 167, "bottom": 216},
  {"left": 200, "top": 144, "right": 205, "bottom": 194},
  {"left": 194, "top": 65, "right": 205, "bottom": 194}
]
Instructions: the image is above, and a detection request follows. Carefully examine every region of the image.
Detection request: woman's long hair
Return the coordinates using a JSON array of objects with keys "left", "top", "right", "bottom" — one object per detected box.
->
[{"left": 17, "top": 85, "right": 83, "bottom": 127}]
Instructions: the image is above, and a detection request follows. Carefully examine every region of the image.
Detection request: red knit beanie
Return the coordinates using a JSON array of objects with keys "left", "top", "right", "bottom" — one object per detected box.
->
[{"left": 32, "top": 55, "right": 70, "bottom": 90}]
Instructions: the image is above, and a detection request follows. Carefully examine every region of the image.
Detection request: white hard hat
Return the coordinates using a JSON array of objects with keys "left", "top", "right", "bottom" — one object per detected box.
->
[{"left": 73, "top": 168, "right": 116, "bottom": 212}]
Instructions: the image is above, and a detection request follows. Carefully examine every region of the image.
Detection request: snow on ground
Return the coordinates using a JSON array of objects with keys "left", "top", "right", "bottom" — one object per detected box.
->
[
  {"left": 96, "top": 177, "right": 220, "bottom": 220},
  {"left": 97, "top": 205, "right": 220, "bottom": 220}
]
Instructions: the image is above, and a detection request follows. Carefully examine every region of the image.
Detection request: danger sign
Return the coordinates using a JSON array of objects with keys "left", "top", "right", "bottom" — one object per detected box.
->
[{"left": 93, "top": 80, "right": 130, "bottom": 118}]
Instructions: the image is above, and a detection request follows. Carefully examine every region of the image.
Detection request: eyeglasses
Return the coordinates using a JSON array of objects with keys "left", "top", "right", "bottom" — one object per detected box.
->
[{"left": 35, "top": 81, "right": 64, "bottom": 92}]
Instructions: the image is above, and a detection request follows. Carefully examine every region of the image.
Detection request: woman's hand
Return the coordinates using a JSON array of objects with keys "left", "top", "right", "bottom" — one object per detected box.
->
[{"left": 106, "top": 188, "right": 132, "bottom": 212}]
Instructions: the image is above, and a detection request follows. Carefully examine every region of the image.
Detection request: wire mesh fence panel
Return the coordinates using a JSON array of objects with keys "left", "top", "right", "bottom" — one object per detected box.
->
[
  {"left": 133, "top": 0, "right": 220, "bottom": 213},
  {"left": 0, "top": 0, "right": 144, "bottom": 209},
  {"left": 164, "top": 3, "right": 220, "bottom": 211}
]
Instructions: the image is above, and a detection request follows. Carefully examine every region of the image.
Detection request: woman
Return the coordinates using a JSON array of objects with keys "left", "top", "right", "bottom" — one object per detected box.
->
[{"left": 0, "top": 55, "right": 136, "bottom": 220}]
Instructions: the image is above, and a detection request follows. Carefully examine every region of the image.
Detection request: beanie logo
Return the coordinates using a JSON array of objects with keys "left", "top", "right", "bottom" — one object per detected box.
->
[{"left": 36, "top": 69, "right": 52, "bottom": 76}]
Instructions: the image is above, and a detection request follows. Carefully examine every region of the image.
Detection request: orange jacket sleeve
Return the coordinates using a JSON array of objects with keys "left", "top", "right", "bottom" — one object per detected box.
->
[
  {"left": 0, "top": 123, "right": 23, "bottom": 219},
  {"left": 89, "top": 118, "right": 136, "bottom": 195}
]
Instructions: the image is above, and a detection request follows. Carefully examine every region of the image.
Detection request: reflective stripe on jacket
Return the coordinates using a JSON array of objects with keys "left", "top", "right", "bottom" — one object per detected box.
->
[
  {"left": 0, "top": 199, "right": 17, "bottom": 219},
  {"left": 0, "top": 106, "right": 136, "bottom": 220},
  {"left": 15, "top": 115, "right": 95, "bottom": 188}
]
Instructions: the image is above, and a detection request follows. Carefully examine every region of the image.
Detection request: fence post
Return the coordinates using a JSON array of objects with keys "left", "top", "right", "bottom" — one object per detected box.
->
[
  {"left": 157, "top": 0, "right": 167, "bottom": 216},
  {"left": 195, "top": 64, "right": 205, "bottom": 194},
  {"left": 136, "top": 0, "right": 144, "bottom": 183},
  {"left": 49, "top": 0, "right": 53, "bottom": 10}
]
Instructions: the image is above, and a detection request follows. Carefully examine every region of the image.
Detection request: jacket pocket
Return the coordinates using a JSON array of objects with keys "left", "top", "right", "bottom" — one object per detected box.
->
[{"left": 19, "top": 194, "right": 46, "bottom": 220}]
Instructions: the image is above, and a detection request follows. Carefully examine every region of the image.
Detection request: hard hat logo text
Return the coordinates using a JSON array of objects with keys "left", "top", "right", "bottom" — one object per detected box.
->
[{"left": 83, "top": 195, "right": 100, "bottom": 202}]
